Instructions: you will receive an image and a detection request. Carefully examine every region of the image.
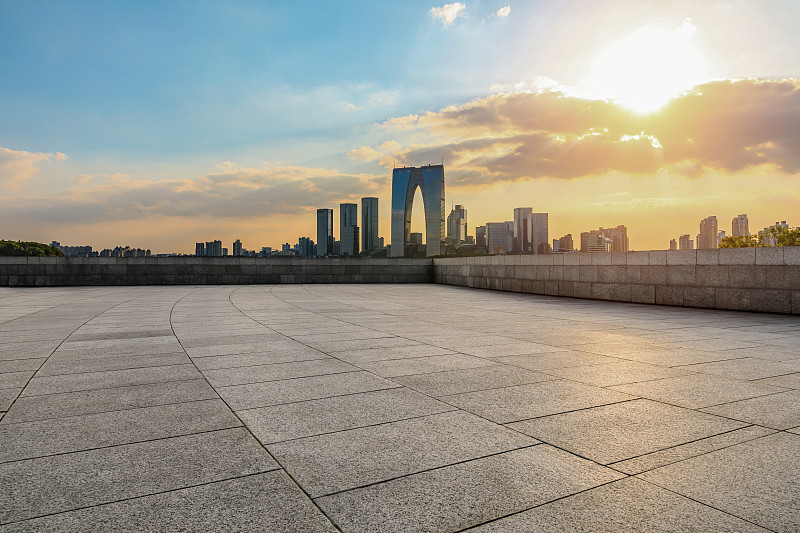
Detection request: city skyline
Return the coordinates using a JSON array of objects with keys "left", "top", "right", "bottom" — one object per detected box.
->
[{"left": 2, "top": 1, "right": 800, "bottom": 253}]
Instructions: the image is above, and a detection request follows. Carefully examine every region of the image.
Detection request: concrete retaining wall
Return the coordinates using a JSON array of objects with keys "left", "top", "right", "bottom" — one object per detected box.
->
[
  {"left": 0, "top": 257, "right": 433, "bottom": 286},
  {"left": 3, "top": 248, "right": 799, "bottom": 314},
  {"left": 434, "top": 248, "right": 800, "bottom": 315}
]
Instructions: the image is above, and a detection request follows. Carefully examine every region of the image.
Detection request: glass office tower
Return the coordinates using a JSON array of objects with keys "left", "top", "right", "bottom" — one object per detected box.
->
[
  {"left": 340, "top": 203, "right": 359, "bottom": 256},
  {"left": 361, "top": 197, "right": 379, "bottom": 253},
  {"left": 390, "top": 165, "right": 445, "bottom": 257},
  {"left": 316, "top": 208, "right": 333, "bottom": 257}
]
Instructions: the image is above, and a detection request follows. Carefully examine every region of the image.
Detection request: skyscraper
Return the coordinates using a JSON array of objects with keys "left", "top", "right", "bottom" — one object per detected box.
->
[
  {"left": 580, "top": 226, "right": 628, "bottom": 252},
  {"left": 669, "top": 239, "right": 678, "bottom": 251},
  {"left": 340, "top": 203, "right": 359, "bottom": 256},
  {"left": 698, "top": 216, "right": 718, "bottom": 249},
  {"left": 732, "top": 214, "right": 749, "bottom": 237},
  {"left": 232, "top": 239, "right": 242, "bottom": 256},
  {"left": 679, "top": 234, "right": 694, "bottom": 250},
  {"left": 316, "top": 208, "right": 334, "bottom": 257},
  {"left": 390, "top": 165, "right": 445, "bottom": 257},
  {"left": 476, "top": 226, "right": 487, "bottom": 247},
  {"left": 195, "top": 242, "right": 205, "bottom": 256},
  {"left": 513, "top": 207, "right": 533, "bottom": 253},
  {"left": 486, "top": 222, "right": 513, "bottom": 254},
  {"left": 446, "top": 204, "right": 468, "bottom": 244},
  {"left": 298, "top": 237, "right": 315, "bottom": 257},
  {"left": 532, "top": 213, "right": 549, "bottom": 254},
  {"left": 361, "top": 197, "right": 379, "bottom": 253}
]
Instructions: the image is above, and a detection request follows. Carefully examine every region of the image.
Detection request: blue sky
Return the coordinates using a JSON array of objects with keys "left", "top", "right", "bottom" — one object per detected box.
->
[{"left": 1, "top": 1, "right": 799, "bottom": 252}]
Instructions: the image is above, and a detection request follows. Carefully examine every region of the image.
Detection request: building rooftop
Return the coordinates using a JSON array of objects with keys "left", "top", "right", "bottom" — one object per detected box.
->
[{"left": 1, "top": 284, "right": 798, "bottom": 531}]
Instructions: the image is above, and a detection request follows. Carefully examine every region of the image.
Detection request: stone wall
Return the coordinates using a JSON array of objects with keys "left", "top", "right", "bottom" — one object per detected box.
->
[
  {"left": 434, "top": 248, "right": 800, "bottom": 315},
  {"left": 0, "top": 257, "right": 433, "bottom": 286}
]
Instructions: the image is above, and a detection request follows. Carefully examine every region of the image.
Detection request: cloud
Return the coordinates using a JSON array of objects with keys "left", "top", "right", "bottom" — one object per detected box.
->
[
  {"left": 430, "top": 2, "right": 465, "bottom": 27},
  {"left": 374, "top": 78, "right": 800, "bottom": 185},
  {"left": 0, "top": 164, "right": 385, "bottom": 225},
  {"left": 0, "top": 147, "right": 67, "bottom": 189},
  {"left": 496, "top": 6, "right": 511, "bottom": 18}
]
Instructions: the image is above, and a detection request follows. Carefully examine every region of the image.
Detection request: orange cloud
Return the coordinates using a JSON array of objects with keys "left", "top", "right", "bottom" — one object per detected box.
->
[
  {"left": 378, "top": 78, "right": 800, "bottom": 185},
  {"left": 0, "top": 147, "right": 67, "bottom": 188}
]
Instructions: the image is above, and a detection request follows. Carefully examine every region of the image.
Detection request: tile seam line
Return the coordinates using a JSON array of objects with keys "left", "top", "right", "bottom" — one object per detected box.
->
[
  {"left": 2, "top": 289, "right": 171, "bottom": 417},
  {"left": 633, "top": 476, "right": 781, "bottom": 533},
  {"left": 179, "top": 286, "right": 343, "bottom": 533},
  {"left": 261, "top": 407, "right": 459, "bottom": 445},
  {"left": 0, "top": 469, "right": 280, "bottom": 528},
  {"left": 310, "top": 443, "right": 543, "bottom": 501},
  {"left": 0, "top": 424, "right": 245, "bottom": 465},
  {"left": 8, "top": 376, "right": 207, "bottom": 400}
]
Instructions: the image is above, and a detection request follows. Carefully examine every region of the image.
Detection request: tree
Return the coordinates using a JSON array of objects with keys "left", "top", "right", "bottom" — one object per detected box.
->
[
  {"left": 719, "top": 226, "right": 800, "bottom": 248},
  {"left": 0, "top": 240, "right": 64, "bottom": 257}
]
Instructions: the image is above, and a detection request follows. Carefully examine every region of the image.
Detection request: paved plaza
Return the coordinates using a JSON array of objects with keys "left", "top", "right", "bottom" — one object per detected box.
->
[{"left": 1, "top": 284, "right": 799, "bottom": 532}]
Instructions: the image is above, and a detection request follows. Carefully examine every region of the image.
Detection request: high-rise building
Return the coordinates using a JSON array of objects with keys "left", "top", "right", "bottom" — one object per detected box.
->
[
  {"left": 446, "top": 204, "right": 468, "bottom": 244},
  {"left": 390, "top": 165, "right": 445, "bottom": 257},
  {"left": 298, "top": 237, "right": 315, "bottom": 257},
  {"left": 316, "top": 208, "right": 334, "bottom": 257},
  {"left": 759, "top": 221, "right": 789, "bottom": 245},
  {"left": 232, "top": 239, "right": 242, "bottom": 256},
  {"left": 204, "top": 240, "right": 222, "bottom": 257},
  {"left": 512, "top": 207, "right": 533, "bottom": 253},
  {"left": 580, "top": 226, "right": 628, "bottom": 252},
  {"left": 361, "top": 197, "right": 379, "bottom": 253},
  {"left": 486, "top": 222, "right": 513, "bottom": 254},
  {"left": 555, "top": 234, "right": 574, "bottom": 252},
  {"left": 698, "top": 216, "right": 718, "bottom": 249},
  {"left": 669, "top": 239, "right": 678, "bottom": 251},
  {"left": 378, "top": 237, "right": 385, "bottom": 249},
  {"left": 476, "top": 226, "right": 487, "bottom": 247},
  {"left": 340, "top": 203, "right": 359, "bottom": 256},
  {"left": 532, "top": 213, "right": 549, "bottom": 254},
  {"left": 679, "top": 234, "right": 694, "bottom": 250},
  {"left": 717, "top": 230, "right": 726, "bottom": 247},
  {"left": 732, "top": 214, "right": 749, "bottom": 237},
  {"left": 195, "top": 242, "right": 205, "bottom": 256},
  {"left": 587, "top": 235, "right": 613, "bottom": 253}
]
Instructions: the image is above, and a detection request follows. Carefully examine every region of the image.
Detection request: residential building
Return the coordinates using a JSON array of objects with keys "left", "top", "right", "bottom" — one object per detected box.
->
[
  {"left": 580, "top": 226, "right": 628, "bottom": 253},
  {"left": 698, "top": 216, "right": 718, "bottom": 249},
  {"left": 361, "top": 197, "right": 379, "bottom": 253},
  {"left": 732, "top": 214, "right": 749, "bottom": 237},
  {"left": 232, "top": 239, "right": 242, "bottom": 256},
  {"left": 447, "top": 204, "right": 468, "bottom": 244},
  {"left": 195, "top": 242, "right": 204, "bottom": 256},
  {"left": 316, "top": 208, "right": 334, "bottom": 257},
  {"left": 340, "top": 203, "right": 359, "bottom": 256},
  {"left": 587, "top": 234, "right": 613, "bottom": 253},
  {"left": 679, "top": 234, "right": 694, "bottom": 250},
  {"left": 555, "top": 234, "right": 574, "bottom": 252},
  {"left": 298, "top": 237, "right": 315, "bottom": 258},
  {"left": 717, "top": 230, "right": 726, "bottom": 247},
  {"left": 669, "top": 239, "right": 678, "bottom": 251}
]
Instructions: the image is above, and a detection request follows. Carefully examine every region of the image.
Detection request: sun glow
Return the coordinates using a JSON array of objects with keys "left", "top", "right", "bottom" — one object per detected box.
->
[{"left": 584, "top": 20, "right": 708, "bottom": 113}]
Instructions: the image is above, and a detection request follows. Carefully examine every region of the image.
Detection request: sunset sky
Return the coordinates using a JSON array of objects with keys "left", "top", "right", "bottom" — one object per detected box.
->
[{"left": 1, "top": 0, "right": 799, "bottom": 253}]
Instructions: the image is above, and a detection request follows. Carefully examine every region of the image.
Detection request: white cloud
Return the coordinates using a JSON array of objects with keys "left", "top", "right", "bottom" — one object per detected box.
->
[
  {"left": 0, "top": 147, "right": 67, "bottom": 189},
  {"left": 496, "top": 5, "right": 511, "bottom": 18},
  {"left": 430, "top": 2, "right": 465, "bottom": 27}
]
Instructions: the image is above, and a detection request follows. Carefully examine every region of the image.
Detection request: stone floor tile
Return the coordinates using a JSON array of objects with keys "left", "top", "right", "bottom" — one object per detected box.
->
[
  {"left": 0, "top": 387, "right": 20, "bottom": 411},
  {"left": 191, "top": 347, "right": 327, "bottom": 370},
  {"left": 609, "top": 374, "right": 788, "bottom": 409},
  {"left": 0, "top": 341, "right": 60, "bottom": 361},
  {"left": 683, "top": 357, "right": 800, "bottom": 380},
  {"left": 21, "top": 364, "right": 202, "bottom": 396},
  {"left": 0, "top": 471, "right": 337, "bottom": 532},
  {"left": 456, "top": 342, "right": 568, "bottom": 357},
  {"left": 543, "top": 360, "right": 692, "bottom": 387},
  {"left": 639, "top": 432, "right": 800, "bottom": 532},
  {"left": 755, "top": 372, "right": 800, "bottom": 389},
  {"left": 667, "top": 338, "right": 765, "bottom": 352},
  {"left": 0, "top": 358, "right": 45, "bottom": 374},
  {"left": 491, "top": 351, "right": 624, "bottom": 371},
  {"left": 469, "top": 477, "right": 770, "bottom": 532},
  {"left": 304, "top": 336, "right": 422, "bottom": 353},
  {"left": 391, "top": 365, "right": 556, "bottom": 397},
  {"left": 442, "top": 380, "right": 634, "bottom": 424},
  {"left": 218, "top": 371, "right": 401, "bottom": 410},
  {"left": 202, "top": 358, "right": 357, "bottom": 387},
  {"left": 267, "top": 410, "right": 536, "bottom": 497},
  {"left": 508, "top": 399, "right": 745, "bottom": 464},
  {"left": 316, "top": 445, "right": 623, "bottom": 533},
  {"left": 36, "top": 352, "right": 188, "bottom": 376},
  {"left": 358, "top": 354, "right": 496, "bottom": 378},
  {"left": 240, "top": 387, "right": 454, "bottom": 443},
  {"left": 333, "top": 344, "right": 457, "bottom": 364},
  {"left": 0, "top": 399, "right": 241, "bottom": 462},
  {"left": 1, "top": 379, "right": 217, "bottom": 424},
  {"left": 701, "top": 390, "right": 800, "bottom": 430},
  {"left": 0, "top": 427, "right": 277, "bottom": 524}
]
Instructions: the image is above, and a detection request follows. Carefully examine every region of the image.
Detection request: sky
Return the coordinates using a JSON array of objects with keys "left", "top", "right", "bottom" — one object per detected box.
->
[{"left": 1, "top": 0, "right": 799, "bottom": 253}]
